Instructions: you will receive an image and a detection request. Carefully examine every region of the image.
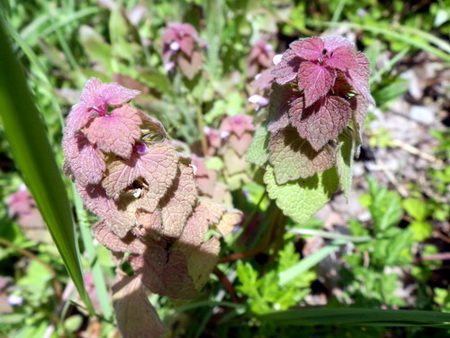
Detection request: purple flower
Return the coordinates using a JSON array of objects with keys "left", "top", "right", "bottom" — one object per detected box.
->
[
  {"left": 162, "top": 23, "right": 204, "bottom": 79},
  {"left": 247, "top": 40, "right": 275, "bottom": 78}
]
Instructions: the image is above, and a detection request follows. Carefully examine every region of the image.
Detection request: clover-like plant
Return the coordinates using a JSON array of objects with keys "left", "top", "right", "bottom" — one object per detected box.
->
[
  {"left": 248, "top": 36, "right": 373, "bottom": 222},
  {"left": 63, "top": 78, "right": 241, "bottom": 336}
]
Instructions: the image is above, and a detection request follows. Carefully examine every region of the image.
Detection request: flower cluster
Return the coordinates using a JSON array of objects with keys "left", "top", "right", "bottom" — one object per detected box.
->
[
  {"left": 259, "top": 36, "right": 373, "bottom": 184},
  {"left": 63, "top": 78, "right": 241, "bottom": 335},
  {"left": 247, "top": 40, "right": 275, "bottom": 79},
  {"left": 202, "top": 115, "right": 255, "bottom": 191},
  {"left": 6, "top": 186, "right": 51, "bottom": 243},
  {"left": 162, "top": 23, "right": 204, "bottom": 79}
]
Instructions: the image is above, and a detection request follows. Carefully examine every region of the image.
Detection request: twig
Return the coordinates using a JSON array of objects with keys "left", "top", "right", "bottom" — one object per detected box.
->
[
  {"left": 213, "top": 268, "right": 240, "bottom": 303},
  {"left": 391, "top": 139, "right": 444, "bottom": 168}
]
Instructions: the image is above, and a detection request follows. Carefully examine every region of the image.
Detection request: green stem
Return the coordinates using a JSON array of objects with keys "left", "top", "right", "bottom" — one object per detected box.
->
[{"left": 72, "top": 186, "right": 114, "bottom": 321}]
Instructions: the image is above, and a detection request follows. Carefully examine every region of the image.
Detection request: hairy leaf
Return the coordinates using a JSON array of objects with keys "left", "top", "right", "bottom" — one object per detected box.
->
[
  {"left": 220, "top": 115, "right": 255, "bottom": 138},
  {"left": 92, "top": 221, "right": 145, "bottom": 254},
  {"left": 289, "top": 96, "right": 351, "bottom": 151},
  {"left": 215, "top": 210, "right": 242, "bottom": 236},
  {"left": 130, "top": 241, "right": 198, "bottom": 299},
  {"left": 228, "top": 133, "right": 253, "bottom": 157},
  {"left": 264, "top": 166, "right": 339, "bottom": 224},
  {"left": 298, "top": 61, "right": 336, "bottom": 107},
  {"left": 223, "top": 148, "right": 248, "bottom": 176},
  {"left": 246, "top": 127, "right": 270, "bottom": 167},
  {"left": 159, "top": 162, "right": 198, "bottom": 239},
  {"left": 267, "top": 84, "right": 295, "bottom": 133},
  {"left": 336, "top": 129, "right": 354, "bottom": 199},
  {"left": 112, "top": 275, "right": 164, "bottom": 338},
  {"left": 63, "top": 131, "right": 105, "bottom": 186},
  {"left": 85, "top": 105, "right": 142, "bottom": 159},
  {"left": 290, "top": 37, "right": 323, "bottom": 61},
  {"left": 272, "top": 49, "right": 302, "bottom": 85},
  {"left": 269, "top": 127, "right": 336, "bottom": 184},
  {"left": 347, "top": 52, "right": 375, "bottom": 104},
  {"left": 102, "top": 143, "right": 178, "bottom": 206}
]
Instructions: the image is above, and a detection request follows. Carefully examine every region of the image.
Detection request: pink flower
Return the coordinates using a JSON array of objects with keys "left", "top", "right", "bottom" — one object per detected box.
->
[
  {"left": 247, "top": 40, "right": 275, "bottom": 78},
  {"left": 219, "top": 115, "right": 255, "bottom": 138},
  {"left": 162, "top": 23, "right": 204, "bottom": 79}
]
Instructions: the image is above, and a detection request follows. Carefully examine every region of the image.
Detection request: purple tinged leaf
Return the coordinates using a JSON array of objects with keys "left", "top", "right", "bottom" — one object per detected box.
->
[
  {"left": 289, "top": 95, "right": 352, "bottom": 151},
  {"left": 63, "top": 131, "right": 105, "bottom": 186},
  {"left": 98, "top": 83, "right": 141, "bottom": 107},
  {"left": 78, "top": 184, "right": 136, "bottom": 238},
  {"left": 267, "top": 84, "right": 296, "bottom": 133},
  {"left": 112, "top": 275, "right": 165, "bottom": 338},
  {"left": 228, "top": 133, "right": 253, "bottom": 157},
  {"left": 269, "top": 127, "right": 336, "bottom": 183},
  {"left": 130, "top": 242, "right": 198, "bottom": 299},
  {"left": 298, "top": 61, "right": 336, "bottom": 107},
  {"left": 67, "top": 78, "right": 140, "bottom": 132},
  {"left": 290, "top": 37, "right": 324, "bottom": 61},
  {"left": 215, "top": 210, "right": 242, "bottom": 236},
  {"left": 325, "top": 46, "right": 357, "bottom": 71},
  {"left": 102, "top": 143, "right": 179, "bottom": 208},
  {"left": 223, "top": 148, "right": 248, "bottom": 176},
  {"left": 159, "top": 162, "right": 198, "bottom": 239},
  {"left": 92, "top": 221, "right": 145, "bottom": 254},
  {"left": 180, "top": 36, "right": 194, "bottom": 57},
  {"left": 347, "top": 52, "right": 375, "bottom": 104},
  {"left": 177, "top": 51, "right": 202, "bottom": 80},
  {"left": 272, "top": 49, "right": 302, "bottom": 85},
  {"left": 84, "top": 105, "right": 142, "bottom": 159},
  {"left": 350, "top": 94, "right": 370, "bottom": 150},
  {"left": 323, "top": 35, "right": 355, "bottom": 51}
]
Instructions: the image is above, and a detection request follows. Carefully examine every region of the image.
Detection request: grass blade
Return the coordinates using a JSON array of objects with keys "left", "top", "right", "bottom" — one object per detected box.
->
[
  {"left": 0, "top": 20, "right": 93, "bottom": 314},
  {"left": 279, "top": 241, "right": 343, "bottom": 286},
  {"left": 258, "top": 308, "right": 450, "bottom": 327}
]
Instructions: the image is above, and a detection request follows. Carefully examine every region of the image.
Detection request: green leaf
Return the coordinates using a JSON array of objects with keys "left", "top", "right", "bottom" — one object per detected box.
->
[
  {"left": 410, "top": 221, "right": 433, "bottom": 242},
  {"left": 264, "top": 166, "right": 339, "bottom": 224},
  {"left": 246, "top": 127, "right": 269, "bottom": 167},
  {"left": 366, "top": 176, "right": 402, "bottom": 232},
  {"left": 79, "top": 25, "right": 113, "bottom": 74},
  {"left": 258, "top": 308, "right": 450, "bottom": 327},
  {"left": 336, "top": 129, "right": 354, "bottom": 199},
  {"left": 268, "top": 128, "right": 335, "bottom": 184},
  {"left": 0, "top": 21, "right": 93, "bottom": 313},
  {"left": 403, "top": 198, "right": 429, "bottom": 221}
]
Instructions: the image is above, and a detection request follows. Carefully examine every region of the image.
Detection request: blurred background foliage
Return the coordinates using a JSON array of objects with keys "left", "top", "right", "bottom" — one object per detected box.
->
[{"left": 0, "top": 0, "right": 450, "bottom": 336}]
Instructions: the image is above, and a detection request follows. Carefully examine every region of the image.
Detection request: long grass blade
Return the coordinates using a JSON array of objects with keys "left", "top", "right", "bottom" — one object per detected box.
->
[
  {"left": 0, "top": 20, "right": 93, "bottom": 314},
  {"left": 279, "top": 241, "right": 343, "bottom": 286},
  {"left": 258, "top": 308, "right": 450, "bottom": 327}
]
